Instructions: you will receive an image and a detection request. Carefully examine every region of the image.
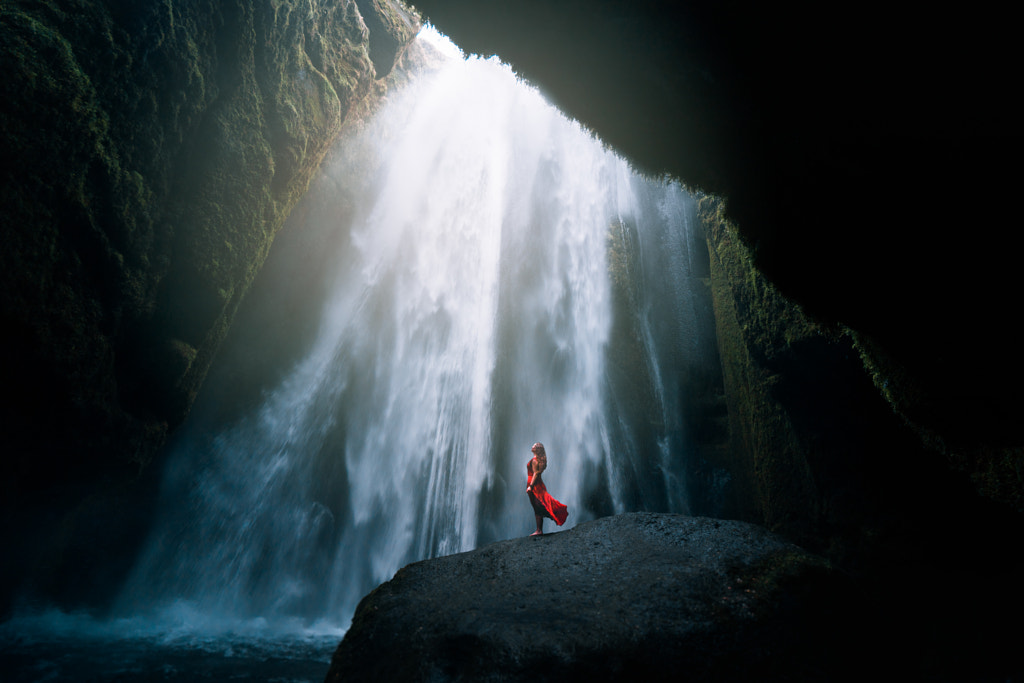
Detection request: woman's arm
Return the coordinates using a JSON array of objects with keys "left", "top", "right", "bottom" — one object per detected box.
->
[{"left": 527, "top": 457, "right": 545, "bottom": 492}]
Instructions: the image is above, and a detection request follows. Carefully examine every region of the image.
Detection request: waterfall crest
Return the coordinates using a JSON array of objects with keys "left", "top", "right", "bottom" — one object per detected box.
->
[{"left": 116, "top": 28, "right": 705, "bottom": 630}]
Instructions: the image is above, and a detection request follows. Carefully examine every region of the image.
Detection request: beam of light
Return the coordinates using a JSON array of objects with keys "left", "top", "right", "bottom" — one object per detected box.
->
[{"left": 113, "top": 26, "right": 703, "bottom": 634}]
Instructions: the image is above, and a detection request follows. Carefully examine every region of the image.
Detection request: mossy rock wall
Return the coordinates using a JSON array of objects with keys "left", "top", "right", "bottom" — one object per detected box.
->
[
  {"left": 700, "top": 195, "right": 1022, "bottom": 573},
  {"left": 701, "top": 193, "right": 1022, "bottom": 524},
  {"left": 0, "top": 0, "right": 418, "bottom": 610},
  {"left": 703, "top": 197, "right": 933, "bottom": 557},
  {"left": 701, "top": 195, "right": 1024, "bottom": 680}
]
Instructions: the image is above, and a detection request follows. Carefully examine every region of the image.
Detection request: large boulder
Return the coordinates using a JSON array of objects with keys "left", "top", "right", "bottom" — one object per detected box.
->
[{"left": 327, "top": 513, "right": 875, "bottom": 682}]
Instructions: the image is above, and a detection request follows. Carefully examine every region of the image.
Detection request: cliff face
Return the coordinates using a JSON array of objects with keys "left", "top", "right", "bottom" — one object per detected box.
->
[
  {"left": 698, "top": 196, "right": 1023, "bottom": 680},
  {"left": 3, "top": 5, "right": 1022, "bottom": 672},
  {"left": 0, "top": 0, "right": 419, "bottom": 610}
]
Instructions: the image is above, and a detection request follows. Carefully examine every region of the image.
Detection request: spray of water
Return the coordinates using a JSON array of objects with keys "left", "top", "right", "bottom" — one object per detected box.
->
[{"left": 114, "top": 27, "right": 703, "bottom": 632}]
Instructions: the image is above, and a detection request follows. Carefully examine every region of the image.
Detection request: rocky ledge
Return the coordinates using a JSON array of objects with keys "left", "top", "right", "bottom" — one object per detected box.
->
[{"left": 327, "top": 512, "right": 878, "bottom": 682}]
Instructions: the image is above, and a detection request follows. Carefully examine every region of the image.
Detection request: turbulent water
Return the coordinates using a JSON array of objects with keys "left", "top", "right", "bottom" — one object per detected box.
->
[
  {"left": 1, "top": 28, "right": 713, "bottom": 681},
  {"left": 0, "top": 607, "right": 339, "bottom": 682}
]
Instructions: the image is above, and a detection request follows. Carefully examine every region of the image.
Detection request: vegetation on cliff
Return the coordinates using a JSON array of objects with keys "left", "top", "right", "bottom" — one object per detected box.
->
[
  {"left": 3, "top": 3, "right": 1020, "bottom": 677},
  {"left": 699, "top": 194, "right": 1021, "bottom": 518},
  {"left": 700, "top": 195, "right": 1023, "bottom": 680},
  {"left": 1, "top": 0, "right": 419, "bottom": 610},
  {"left": 700, "top": 194, "right": 989, "bottom": 558},
  {"left": 852, "top": 333, "right": 1024, "bottom": 513}
]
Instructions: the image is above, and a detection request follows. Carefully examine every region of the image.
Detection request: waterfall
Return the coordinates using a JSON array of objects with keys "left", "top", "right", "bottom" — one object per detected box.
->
[{"left": 115, "top": 27, "right": 706, "bottom": 632}]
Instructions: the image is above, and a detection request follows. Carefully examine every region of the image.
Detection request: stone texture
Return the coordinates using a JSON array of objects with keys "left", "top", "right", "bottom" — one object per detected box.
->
[
  {"left": 327, "top": 513, "right": 872, "bottom": 682},
  {"left": 0, "top": 0, "right": 419, "bottom": 612}
]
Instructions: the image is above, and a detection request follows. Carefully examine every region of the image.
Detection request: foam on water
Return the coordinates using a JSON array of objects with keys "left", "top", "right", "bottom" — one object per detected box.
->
[{"left": 0, "top": 602, "right": 342, "bottom": 682}]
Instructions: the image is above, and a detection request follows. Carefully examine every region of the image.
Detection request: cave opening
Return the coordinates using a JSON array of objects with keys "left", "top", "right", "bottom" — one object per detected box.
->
[
  {"left": 1, "top": 26, "right": 725, "bottom": 680},
  {"left": 4, "top": 4, "right": 1021, "bottom": 678}
]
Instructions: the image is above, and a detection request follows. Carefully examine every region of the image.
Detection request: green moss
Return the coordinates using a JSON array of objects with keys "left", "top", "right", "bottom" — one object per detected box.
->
[
  {"left": 605, "top": 218, "right": 661, "bottom": 428},
  {"left": 853, "top": 331, "right": 1024, "bottom": 512},
  {"left": 1, "top": 0, "right": 426, "bottom": 607},
  {"left": 700, "top": 196, "right": 820, "bottom": 536},
  {"left": 698, "top": 192, "right": 1024, "bottom": 583},
  {"left": 1, "top": 0, "right": 421, "bottom": 480}
]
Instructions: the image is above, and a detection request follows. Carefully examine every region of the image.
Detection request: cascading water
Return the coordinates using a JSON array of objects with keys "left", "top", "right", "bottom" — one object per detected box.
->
[
  {"left": 0, "top": 26, "right": 720, "bottom": 683},
  {"left": 110, "top": 26, "right": 710, "bottom": 642}
]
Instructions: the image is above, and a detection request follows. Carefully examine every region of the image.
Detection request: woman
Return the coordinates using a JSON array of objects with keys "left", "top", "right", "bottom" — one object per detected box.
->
[{"left": 526, "top": 442, "right": 568, "bottom": 535}]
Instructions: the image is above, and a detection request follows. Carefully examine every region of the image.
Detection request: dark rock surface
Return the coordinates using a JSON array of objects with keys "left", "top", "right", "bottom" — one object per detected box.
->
[
  {"left": 0, "top": 0, "right": 419, "bottom": 613},
  {"left": 327, "top": 513, "right": 874, "bottom": 682},
  {"left": 0, "top": 0, "right": 419, "bottom": 490}
]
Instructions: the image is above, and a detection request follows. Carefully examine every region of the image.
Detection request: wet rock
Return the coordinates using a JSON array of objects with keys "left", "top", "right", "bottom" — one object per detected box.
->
[{"left": 327, "top": 512, "right": 874, "bottom": 682}]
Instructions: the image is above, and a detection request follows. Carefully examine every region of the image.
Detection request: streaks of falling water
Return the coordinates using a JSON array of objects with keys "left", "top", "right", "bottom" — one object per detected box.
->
[{"left": 116, "top": 27, "right": 704, "bottom": 631}]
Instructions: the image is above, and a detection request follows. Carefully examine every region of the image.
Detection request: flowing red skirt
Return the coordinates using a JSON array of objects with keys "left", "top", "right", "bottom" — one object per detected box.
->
[{"left": 529, "top": 480, "right": 568, "bottom": 526}]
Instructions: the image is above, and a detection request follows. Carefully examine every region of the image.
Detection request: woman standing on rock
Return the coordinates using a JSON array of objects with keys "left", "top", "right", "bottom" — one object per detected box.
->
[{"left": 526, "top": 442, "right": 568, "bottom": 535}]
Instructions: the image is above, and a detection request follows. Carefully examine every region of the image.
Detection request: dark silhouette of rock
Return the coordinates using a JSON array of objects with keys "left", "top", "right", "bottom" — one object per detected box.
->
[{"left": 327, "top": 512, "right": 874, "bottom": 682}]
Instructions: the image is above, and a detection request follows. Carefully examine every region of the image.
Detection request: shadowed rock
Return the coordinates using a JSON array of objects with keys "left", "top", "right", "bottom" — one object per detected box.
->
[
  {"left": 0, "top": 0, "right": 421, "bottom": 613},
  {"left": 327, "top": 512, "right": 875, "bottom": 682}
]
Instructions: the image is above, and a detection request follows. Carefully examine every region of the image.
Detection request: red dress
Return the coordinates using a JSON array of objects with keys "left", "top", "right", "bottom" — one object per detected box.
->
[{"left": 527, "top": 458, "right": 568, "bottom": 526}]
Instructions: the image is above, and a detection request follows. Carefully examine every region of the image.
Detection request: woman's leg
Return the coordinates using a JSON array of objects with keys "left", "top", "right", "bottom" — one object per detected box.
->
[{"left": 531, "top": 514, "right": 544, "bottom": 536}]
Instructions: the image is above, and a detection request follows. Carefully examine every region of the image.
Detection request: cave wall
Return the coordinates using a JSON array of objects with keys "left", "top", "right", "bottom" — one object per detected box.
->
[
  {"left": 0, "top": 0, "right": 419, "bottom": 612},
  {"left": 699, "top": 196, "right": 1023, "bottom": 680},
  {"left": 411, "top": 0, "right": 1024, "bottom": 515},
  {"left": 3, "top": 0, "right": 1022, "bottom": 632},
  {"left": 700, "top": 196, "right": 947, "bottom": 556}
]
